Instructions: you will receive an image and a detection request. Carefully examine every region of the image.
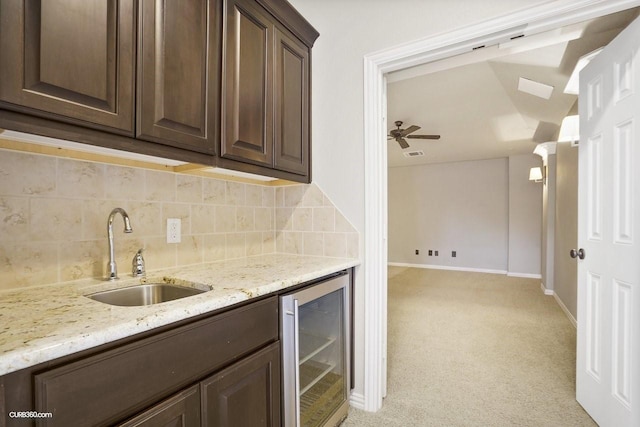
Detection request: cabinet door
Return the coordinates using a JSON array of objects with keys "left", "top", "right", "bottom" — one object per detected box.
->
[
  {"left": 221, "top": 0, "right": 273, "bottom": 167},
  {"left": 0, "top": 0, "right": 135, "bottom": 133},
  {"left": 118, "top": 385, "right": 200, "bottom": 427},
  {"left": 137, "top": 0, "right": 221, "bottom": 154},
  {"left": 202, "top": 342, "right": 281, "bottom": 427},
  {"left": 274, "top": 27, "right": 310, "bottom": 177}
]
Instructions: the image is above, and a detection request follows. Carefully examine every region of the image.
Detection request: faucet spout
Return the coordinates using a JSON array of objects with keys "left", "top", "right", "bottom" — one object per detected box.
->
[{"left": 107, "top": 208, "right": 133, "bottom": 280}]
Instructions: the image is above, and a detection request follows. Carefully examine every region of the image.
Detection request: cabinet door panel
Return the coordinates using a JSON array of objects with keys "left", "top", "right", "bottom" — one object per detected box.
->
[
  {"left": 118, "top": 385, "right": 200, "bottom": 427},
  {"left": 222, "top": 0, "right": 273, "bottom": 166},
  {"left": 0, "top": 0, "right": 135, "bottom": 132},
  {"left": 137, "top": 0, "right": 220, "bottom": 154},
  {"left": 202, "top": 342, "right": 281, "bottom": 427},
  {"left": 274, "top": 27, "right": 309, "bottom": 176}
]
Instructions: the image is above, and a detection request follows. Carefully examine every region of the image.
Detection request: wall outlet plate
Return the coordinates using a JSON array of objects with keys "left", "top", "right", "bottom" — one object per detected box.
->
[{"left": 167, "top": 218, "right": 181, "bottom": 243}]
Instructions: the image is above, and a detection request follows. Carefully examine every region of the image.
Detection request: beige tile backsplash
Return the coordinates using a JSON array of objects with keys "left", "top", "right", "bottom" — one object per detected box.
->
[
  {"left": 0, "top": 149, "right": 359, "bottom": 291},
  {"left": 275, "top": 186, "right": 359, "bottom": 259}
]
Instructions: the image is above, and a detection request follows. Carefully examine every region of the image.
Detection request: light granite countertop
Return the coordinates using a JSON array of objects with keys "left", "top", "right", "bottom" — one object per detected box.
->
[{"left": 0, "top": 254, "right": 359, "bottom": 376}]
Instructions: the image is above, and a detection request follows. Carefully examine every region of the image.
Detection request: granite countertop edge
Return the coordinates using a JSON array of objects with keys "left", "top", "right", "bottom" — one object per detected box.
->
[{"left": 0, "top": 254, "right": 359, "bottom": 376}]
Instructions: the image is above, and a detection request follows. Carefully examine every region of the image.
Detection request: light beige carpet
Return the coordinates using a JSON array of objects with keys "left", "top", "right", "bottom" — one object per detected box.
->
[{"left": 342, "top": 267, "right": 596, "bottom": 427}]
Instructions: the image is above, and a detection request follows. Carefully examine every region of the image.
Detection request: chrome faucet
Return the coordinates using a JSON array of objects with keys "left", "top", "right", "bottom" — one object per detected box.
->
[
  {"left": 132, "top": 248, "right": 146, "bottom": 277},
  {"left": 106, "top": 208, "right": 133, "bottom": 280}
]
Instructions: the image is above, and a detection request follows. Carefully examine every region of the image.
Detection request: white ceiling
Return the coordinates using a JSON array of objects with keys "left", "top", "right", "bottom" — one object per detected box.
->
[{"left": 386, "top": 8, "right": 639, "bottom": 168}]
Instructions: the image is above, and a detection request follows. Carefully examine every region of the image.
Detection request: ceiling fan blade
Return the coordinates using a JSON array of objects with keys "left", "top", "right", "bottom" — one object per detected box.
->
[
  {"left": 407, "top": 134, "right": 441, "bottom": 140},
  {"left": 400, "top": 125, "right": 421, "bottom": 137},
  {"left": 397, "top": 137, "right": 410, "bottom": 149}
]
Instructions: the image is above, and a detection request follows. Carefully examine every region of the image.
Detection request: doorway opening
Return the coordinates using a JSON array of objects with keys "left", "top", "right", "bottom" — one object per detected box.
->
[{"left": 361, "top": 0, "right": 640, "bottom": 413}]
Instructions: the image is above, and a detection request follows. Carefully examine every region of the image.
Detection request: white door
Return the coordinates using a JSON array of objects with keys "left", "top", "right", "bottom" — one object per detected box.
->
[{"left": 576, "top": 14, "right": 640, "bottom": 427}]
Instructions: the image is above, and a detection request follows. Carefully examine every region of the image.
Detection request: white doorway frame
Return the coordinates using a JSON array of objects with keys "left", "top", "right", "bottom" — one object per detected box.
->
[{"left": 361, "top": 0, "right": 640, "bottom": 412}]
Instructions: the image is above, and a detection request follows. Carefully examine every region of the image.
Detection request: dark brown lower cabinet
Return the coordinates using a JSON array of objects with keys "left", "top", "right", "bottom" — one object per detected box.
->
[
  {"left": 118, "top": 385, "right": 201, "bottom": 427},
  {"left": 0, "top": 297, "right": 278, "bottom": 427},
  {"left": 202, "top": 342, "right": 281, "bottom": 427},
  {"left": 118, "top": 342, "right": 281, "bottom": 427}
]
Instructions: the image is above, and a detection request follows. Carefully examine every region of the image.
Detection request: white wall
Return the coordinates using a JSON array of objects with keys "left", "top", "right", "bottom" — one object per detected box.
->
[
  {"left": 388, "top": 158, "right": 509, "bottom": 272},
  {"left": 508, "top": 154, "right": 543, "bottom": 276},
  {"left": 554, "top": 142, "right": 579, "bottom": 319},
  {"left": 541, "top": 154, "right": 557, "bottom": 291},
  {"left": 388, "top": 156, "right": 542, "bottom": 276},
  {"left": 289, "top": 0, "right": 552, "bottom": 403},
  {"left": 291, "top": 0, "right": 544, "bottom": 228}
]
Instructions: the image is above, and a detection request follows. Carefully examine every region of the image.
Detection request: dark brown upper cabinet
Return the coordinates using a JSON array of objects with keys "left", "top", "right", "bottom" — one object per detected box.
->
[
  {"left": 274, "top": 27, "right": 309, "bottom": 175},
  {"left": 221, "top": 0, "right": 313, "bottom": 179},
  {"left": 137, "top": 0, "right": 221, "bottom": 154},
  {"left": 222, "top": 0, "right": 274, "bottom": 167},
  {"left": 0, "top": 0, "right": 318, "bottom": 182},
  {"left": 0, "top": 0, "right": 220, "bottom": 153},
  {"left": 0, "top": 0, "right": 136, "bottom": 134}
]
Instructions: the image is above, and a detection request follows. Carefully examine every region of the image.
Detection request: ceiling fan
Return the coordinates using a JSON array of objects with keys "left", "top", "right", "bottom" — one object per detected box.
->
[{"left": 388, "top": 121, "right": 440, "bottom": 149}]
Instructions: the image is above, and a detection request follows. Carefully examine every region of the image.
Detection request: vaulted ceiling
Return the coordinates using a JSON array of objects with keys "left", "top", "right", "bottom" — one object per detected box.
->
[{"left": 386, "top": 8, "right": 639, "bottom": 168}]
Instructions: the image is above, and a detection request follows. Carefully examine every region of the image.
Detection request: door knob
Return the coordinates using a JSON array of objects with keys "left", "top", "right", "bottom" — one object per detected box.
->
[{"left": 570, "top": 248, "right": 586, "bottom": 260}]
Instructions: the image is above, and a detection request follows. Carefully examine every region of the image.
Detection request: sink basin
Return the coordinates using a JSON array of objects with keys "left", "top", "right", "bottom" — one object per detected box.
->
[{"left": 87, "top": 283, "right": 206, "bottom": 306}]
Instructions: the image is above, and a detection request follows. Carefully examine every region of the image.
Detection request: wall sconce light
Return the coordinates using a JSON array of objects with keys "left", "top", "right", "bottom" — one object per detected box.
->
[
  {"left": 558, "top": 115, "right": 580, "bottom": 146},
  {"left": 529, "top": 167, "right": 543, "bottom": 183}
]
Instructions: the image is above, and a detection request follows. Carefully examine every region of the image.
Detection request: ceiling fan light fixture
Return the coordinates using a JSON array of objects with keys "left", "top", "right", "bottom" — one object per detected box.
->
[
  {"left": 518, "top": 77, "right": 554, "bottom": 99},
  {"left": 388, "top": 121, "right": 440, "bottom": 149}
]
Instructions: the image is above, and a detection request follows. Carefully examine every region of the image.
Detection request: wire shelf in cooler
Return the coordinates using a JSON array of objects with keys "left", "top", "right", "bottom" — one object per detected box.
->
[
  {"left": 299, "top": 359, "right": 337, "bottom": 396},
  {"left": 299, "top": 368, "right": 344, "bottom": 427},
  {"left": 299, "top": 331, "right": 336, "bottom": 365}
]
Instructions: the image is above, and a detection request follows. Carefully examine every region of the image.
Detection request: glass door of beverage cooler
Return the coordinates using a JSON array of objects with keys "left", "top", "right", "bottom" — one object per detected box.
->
[{"left": 281, "top": 273, "right": 350, "bottom": 427}]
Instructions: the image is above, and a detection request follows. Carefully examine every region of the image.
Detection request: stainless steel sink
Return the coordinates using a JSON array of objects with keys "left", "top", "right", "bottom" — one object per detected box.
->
[{"left": 87, "top": 283, "right": 206, "bottom": 306}]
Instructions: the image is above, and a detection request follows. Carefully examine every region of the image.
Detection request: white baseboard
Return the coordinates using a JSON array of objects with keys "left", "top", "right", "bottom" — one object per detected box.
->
[
  {"left": 507, "top": 272, "right": 542, "bottom": 279},
  {"left": 540, "top": 282, "right": 554, "bottom": 295},
  {"left": 553, "top": 292, "right": 577, "bottom": 328},
  {"left": 388, "top": 262, "right": 507, "bottom": 275},
  {"left": 349, "top": 392, "right": 365, "bottom": 410},
  {"left": 539, "top": 283, "right": 577, "bottom": 328}
]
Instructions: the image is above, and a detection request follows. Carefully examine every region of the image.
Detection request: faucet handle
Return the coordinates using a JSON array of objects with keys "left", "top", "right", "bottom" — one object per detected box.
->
[{"left": 132, "top": 248, "right": 146, "bottom": 277}]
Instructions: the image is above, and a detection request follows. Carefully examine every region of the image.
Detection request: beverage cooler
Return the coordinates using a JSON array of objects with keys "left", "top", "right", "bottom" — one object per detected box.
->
[{"left": 280, "top": 272, "right": 350, "bottom": 427}]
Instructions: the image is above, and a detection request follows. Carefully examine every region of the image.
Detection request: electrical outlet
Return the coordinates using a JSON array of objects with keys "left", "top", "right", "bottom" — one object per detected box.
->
[
  {"left": 428, "top": 250, "right": 433, "bottom": 256},
  {"left": 452, "top": 251, "right": 457, "bottom": 257},
  {"left": 415, "top": 249, "right": 419, "bottom": 255},
  {"left": 167, "top": 218, "right": 181, "bottom": 243},
  {"left": 435, "top": 250, "right": 439, "bottom": 256}
]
